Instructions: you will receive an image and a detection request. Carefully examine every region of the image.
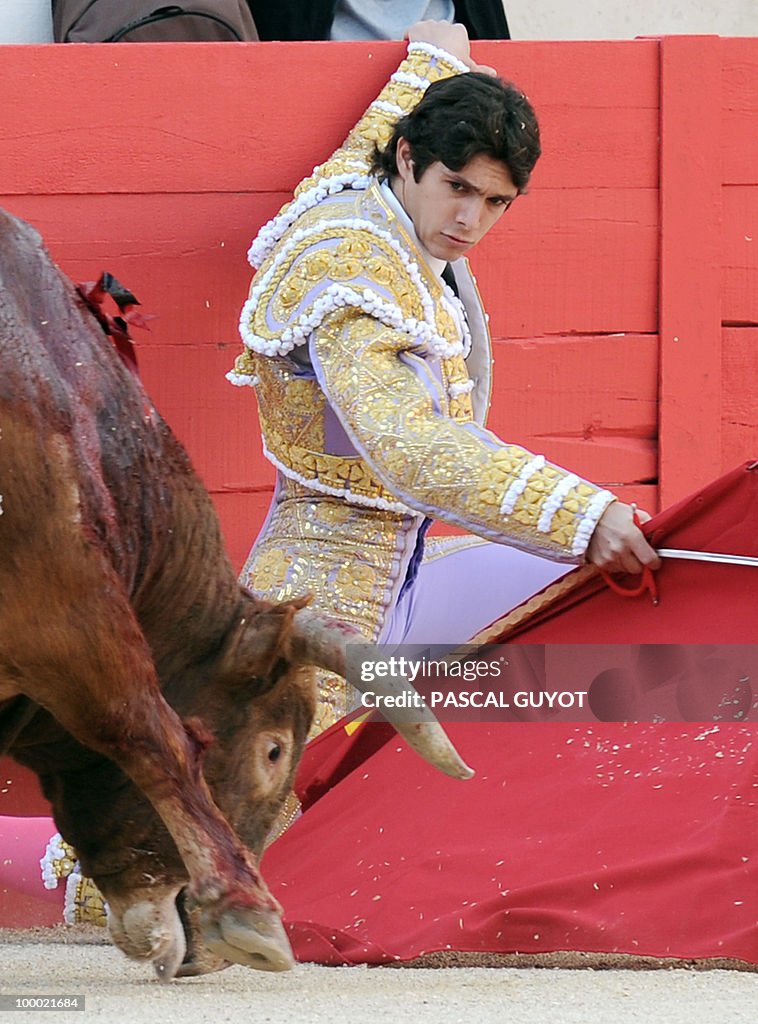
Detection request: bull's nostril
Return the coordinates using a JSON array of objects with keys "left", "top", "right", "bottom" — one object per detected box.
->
[{"left": 268, "top": 744, "right": 281, "bottom": 763}]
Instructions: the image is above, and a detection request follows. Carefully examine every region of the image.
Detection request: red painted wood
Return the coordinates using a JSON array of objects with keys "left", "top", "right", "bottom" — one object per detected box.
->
[
  {"left": 722, "top": 38, "right": 758, "bottom": 186},
  {"left": 722, "top": 185, "right": 758, "bottom": 324},
  {"left": 4, "top": 187, "right": 658, "bottom": 345},
  {"left": 475, "top": 188, "right": 658, "bottom": 338},
  {"left": 606, "top": 484, "right": 658, "bottom": 511},
  {"left": 0, "top": 192, "right": 285, "bottom": 350},
  {"left": 0, "top": 41, "right": 659, "bottom": 195},
  {"left": 489, "top": 333, "right": 658, "bottom": 489},
  {"left": 475, "top": 40, "right": 660, "bottom": 191},
  {"left": 722, "top": 327, "right": 758, "bottom": 469},
  {"left": 137, "top": 344, "right": 271, "bottom": 493},
  {"left": 658, "top": 36, "right": 723, "bottom": 507},
  {"left": 210, "top": 490, "right": 275, "bottom": 575}
]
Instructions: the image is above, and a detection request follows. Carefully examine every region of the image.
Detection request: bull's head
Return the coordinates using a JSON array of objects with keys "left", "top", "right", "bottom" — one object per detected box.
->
[{"left": 75, "top": 596, "right": 471, "bottom": 979}]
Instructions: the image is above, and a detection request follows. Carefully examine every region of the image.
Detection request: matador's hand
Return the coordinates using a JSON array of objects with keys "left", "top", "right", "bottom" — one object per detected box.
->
[
  {"left": 406, "top": 20, "right": 496, "bottom": 76},
  {"left": 587, "top": 502, "right": 661, "bottom": 576}
]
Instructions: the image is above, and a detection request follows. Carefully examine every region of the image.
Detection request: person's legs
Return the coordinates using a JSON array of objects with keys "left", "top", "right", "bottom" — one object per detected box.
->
[{"left": 382, "top": 537, "right": 571, "bottom": 645}]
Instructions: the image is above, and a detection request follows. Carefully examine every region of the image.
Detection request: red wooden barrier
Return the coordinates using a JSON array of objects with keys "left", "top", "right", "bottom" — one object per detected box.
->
[{"left": 0, "top": 37, "right": 755, "bottom": 571}]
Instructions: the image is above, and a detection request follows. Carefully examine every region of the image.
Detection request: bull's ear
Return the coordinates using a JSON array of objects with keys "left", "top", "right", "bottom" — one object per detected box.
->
[{"left": 218, "top": 594, "right": 311, "bottom": 690}]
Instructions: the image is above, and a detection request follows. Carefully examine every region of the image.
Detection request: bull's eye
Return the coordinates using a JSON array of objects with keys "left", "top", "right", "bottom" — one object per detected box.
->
[{"left": 268, "top": 744, "right": 282, "bottom": 763}]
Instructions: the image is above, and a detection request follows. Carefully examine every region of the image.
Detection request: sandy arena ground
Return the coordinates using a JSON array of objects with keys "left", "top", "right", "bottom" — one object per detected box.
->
[{"left": 1, "top": 927, "right": 758, "bottom": 1024}]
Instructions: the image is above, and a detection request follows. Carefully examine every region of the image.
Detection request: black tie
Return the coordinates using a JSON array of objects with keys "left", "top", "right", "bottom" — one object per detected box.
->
[{"left": 441, "top": 263, "right": 459, "bottom": 296}]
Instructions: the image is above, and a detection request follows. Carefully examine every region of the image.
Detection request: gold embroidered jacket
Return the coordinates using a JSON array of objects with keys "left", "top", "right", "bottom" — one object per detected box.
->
[{"left": 230, "top": 41, "right": 615, "bottom": 564}]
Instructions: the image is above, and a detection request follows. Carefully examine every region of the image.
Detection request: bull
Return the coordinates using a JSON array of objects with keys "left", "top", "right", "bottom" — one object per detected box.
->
[{"left": 0, "top": 209, "right": 471, "bottom": 979}]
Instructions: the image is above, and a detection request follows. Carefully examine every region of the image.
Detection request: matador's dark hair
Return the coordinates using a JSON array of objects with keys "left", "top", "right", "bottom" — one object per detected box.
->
[{"left": 370, "top": 72, "right": 540, "bottom": 192}]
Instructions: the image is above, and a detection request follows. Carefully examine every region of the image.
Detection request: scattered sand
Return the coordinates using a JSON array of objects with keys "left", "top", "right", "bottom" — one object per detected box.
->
[{"left": 1, "top": 926, "right": 758, "bottom": 1023}]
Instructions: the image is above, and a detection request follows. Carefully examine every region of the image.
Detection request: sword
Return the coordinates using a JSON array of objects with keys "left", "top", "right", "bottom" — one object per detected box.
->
[{"left": 657, "top": 548, "right": 758, "bottom": 567}]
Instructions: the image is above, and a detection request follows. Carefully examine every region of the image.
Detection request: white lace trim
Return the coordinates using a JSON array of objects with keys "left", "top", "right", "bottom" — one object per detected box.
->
[
  {"left": 63, "top": 871, "right": 84, "bottom": 925},
  {"left": 242, "top": 281, "right": 461, "bottom": 360},
  {"left": 537, "top": 473, "right": 581, "bottom": 533},
  {"left": 262, "top": 441, "right": 416, "bottom": 515},
  {"left": 391, "top": 70, "right": 430, "bottom": 91},
  {"left": 442, "top": 288, "right": 473, "bottom": 358},
  {"left": 407, "top": 41, "right": 470, "bottom": 75},
  {"left": 247, "top": 171, "right": 370, "bottom": 269},
  {"left": 372, "top": 99, "right": 405, "bottom": 119},
  {"left": 40, "top": 832, "right": 75, "bottom": 890},
  {"left": 448, "top": 379, "right": 475, "bottom": 398},
  {"left": 571, "top": 490, "right": 616, "bottom": 556},
  {"left": 500, "top": 455, "right": 546, "bottom": 516},
  {"left": 240, "top": 216, "right": 462, "bottom": 360},
  {"left": 226, "top": 370, "right": 259, "bottom": 387}
]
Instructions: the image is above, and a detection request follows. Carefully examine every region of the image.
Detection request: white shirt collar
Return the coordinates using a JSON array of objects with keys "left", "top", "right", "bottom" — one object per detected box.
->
[{"left": 379, "top": 180, "right": 447, "bottom": 279}]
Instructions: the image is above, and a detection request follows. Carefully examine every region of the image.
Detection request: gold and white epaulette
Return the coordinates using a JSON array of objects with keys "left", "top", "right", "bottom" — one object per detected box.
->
[{"left": 236, "top": 187, "right": 466, "bottom": 363}]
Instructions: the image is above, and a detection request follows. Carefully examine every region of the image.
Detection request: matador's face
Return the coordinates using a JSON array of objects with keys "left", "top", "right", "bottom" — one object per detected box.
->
[{"left": 392, "top": 138, "right": 517, "bottom": 263}]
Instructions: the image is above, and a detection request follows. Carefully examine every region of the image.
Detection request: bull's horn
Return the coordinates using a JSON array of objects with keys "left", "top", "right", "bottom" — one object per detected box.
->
[{"left": 288, "top": 608, "right": 474, "bottom": 781}]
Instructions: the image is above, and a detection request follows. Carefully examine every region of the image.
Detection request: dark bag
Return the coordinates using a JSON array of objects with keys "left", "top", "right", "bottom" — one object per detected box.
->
[{"left": 53, "top": 1, "right": 259, "bottom": 42}]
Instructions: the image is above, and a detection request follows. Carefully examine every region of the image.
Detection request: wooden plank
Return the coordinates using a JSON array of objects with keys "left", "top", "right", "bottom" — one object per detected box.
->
[
  {"left": 472, "top": 187, "right": 659, "bottom": 338},
  {"left": 0, "top": 193, "right": 287, "bottom": 349},
  {"left": 0, "top": 194, "right": 275, "bottom": 494},
  {"left": 0, "top": 42, "right": 401, "bottom": 195},
  {"left": 722, "top": 38, "right": 758, "bottom": 186},
  {"left": 477, "top": 40, "right": 660, "bottom": 192},
  {"left": 210, "top": 490, "right": 275, "bottom": 576},
  {"left": 488, "top": 333, "right": 658, "bottom": 489},
  {"left": 722, "top": 185, "right": 758, "bottom": 324},
  {"left": 0, "top": 891, "right": 63, "bottom": 930},
  {"left": 136, "top": 344, "right": 273, "bottom": 495},
  {"left": 721, "top": 327, "right": 758, "bottom": 469},
  {"left": 490, "top": 334, "right": 658, "bottom": 436},
  {"left": 658, "top": 36, "right": 723, "bottom": 507},
  {"left": 608, "top": 484, "right": 658, "bottom": 512},
  {"left": 0, "top": 40, "right": 659, "bottom": 195},
  {"left": 3, "top": 186, "right": 658, "bottom": 347}
]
